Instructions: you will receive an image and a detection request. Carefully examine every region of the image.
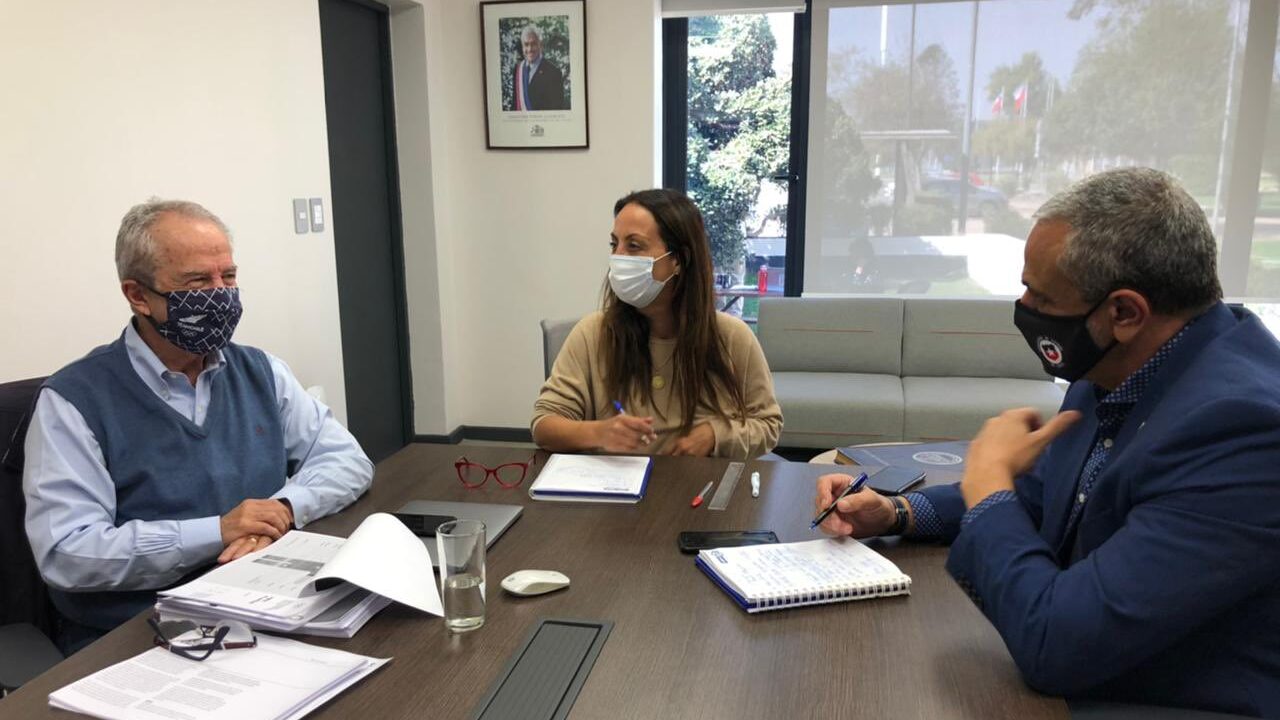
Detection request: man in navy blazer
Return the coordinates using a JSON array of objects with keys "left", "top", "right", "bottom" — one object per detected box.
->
[{"left": 816, "top": 168, "right": 1280, "bottom": 717}]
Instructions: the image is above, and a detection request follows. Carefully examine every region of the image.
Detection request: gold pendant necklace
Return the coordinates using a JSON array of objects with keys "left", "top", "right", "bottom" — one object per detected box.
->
[{"left": 651, "top": 346, "right": 674, "bottom": 391}]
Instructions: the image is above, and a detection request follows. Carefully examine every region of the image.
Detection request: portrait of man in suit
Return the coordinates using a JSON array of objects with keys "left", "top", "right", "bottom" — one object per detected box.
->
[{"left": 506, "top": 24, "right": 569, "bottom": 112}]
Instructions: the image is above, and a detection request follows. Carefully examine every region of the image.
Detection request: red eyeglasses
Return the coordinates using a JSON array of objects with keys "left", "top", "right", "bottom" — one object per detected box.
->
[{"left": 455, "top": 455, "right": 538, "bottom": 489}]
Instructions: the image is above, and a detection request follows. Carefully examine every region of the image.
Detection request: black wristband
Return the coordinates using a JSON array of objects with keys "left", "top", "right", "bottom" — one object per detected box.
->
[{"left": 886, "top": 496, "right": 910, "bottom": 536}]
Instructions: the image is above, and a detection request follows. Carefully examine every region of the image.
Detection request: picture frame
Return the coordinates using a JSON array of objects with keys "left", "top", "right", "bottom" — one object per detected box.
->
[{"left": 480, "top": 0, "right": 589, "bottom": 150}]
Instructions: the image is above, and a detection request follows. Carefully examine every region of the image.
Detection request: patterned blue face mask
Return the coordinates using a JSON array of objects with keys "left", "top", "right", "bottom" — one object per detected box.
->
[{"left": 144, "top": 286, "right": 243, "bottom": 355}]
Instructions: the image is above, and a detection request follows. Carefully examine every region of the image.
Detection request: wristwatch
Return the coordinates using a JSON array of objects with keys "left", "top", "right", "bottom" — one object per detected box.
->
[{"left": 887, "top": 496, "right": 910, "bottom": 536}]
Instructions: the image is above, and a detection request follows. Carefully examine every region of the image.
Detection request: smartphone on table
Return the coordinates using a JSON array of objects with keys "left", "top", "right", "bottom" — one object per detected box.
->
[{"left": 865, "top": 466, "right": 926, "bottom": 495}]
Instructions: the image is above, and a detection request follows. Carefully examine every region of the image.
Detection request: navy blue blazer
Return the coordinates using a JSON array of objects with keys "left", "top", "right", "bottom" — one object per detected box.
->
[{"left": 919, "top": 303, "right": 1280, "bottom": 717}]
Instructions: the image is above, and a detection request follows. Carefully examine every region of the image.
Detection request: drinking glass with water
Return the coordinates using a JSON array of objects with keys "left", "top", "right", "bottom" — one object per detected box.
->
[{"left": 436, "top": 519, "right": 486, "bottom": 632}]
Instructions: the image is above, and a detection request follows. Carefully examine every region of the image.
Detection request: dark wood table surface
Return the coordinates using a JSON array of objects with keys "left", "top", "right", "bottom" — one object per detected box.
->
[{"left": 2, "top": 443, "right": 1068, "bottom": 719}]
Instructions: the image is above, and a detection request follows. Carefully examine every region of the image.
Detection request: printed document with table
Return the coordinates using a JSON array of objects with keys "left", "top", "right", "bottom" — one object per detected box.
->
[
  {"left": 48, "top": 634, "right": 388, "bottom": 720},
  {"left": 156, "top": 513, "right": 442, "bottom": 634}
]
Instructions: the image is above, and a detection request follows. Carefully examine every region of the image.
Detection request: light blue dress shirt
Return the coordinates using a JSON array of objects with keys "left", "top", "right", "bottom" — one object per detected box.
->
[{"left": 23, "top": 322, "right": 374, "bottom": 593}]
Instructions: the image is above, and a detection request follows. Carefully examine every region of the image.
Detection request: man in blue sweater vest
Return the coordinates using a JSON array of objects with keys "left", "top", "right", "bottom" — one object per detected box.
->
[
  {"left": 815, "top": 168, "right": 1280, "bottom": 716},
  {"left": 24, "top": 199, "right": 374, "bottom": 653}
]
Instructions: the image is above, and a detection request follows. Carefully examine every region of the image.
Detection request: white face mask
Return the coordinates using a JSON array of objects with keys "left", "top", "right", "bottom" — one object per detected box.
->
[{"left": 608, "top": 251, "right": 674, "bottom": 308}]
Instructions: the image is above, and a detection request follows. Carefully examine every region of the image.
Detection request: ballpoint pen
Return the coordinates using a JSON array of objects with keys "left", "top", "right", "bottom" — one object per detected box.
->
[
  {"left": 691, "top": 481, "right": 714, "bottom": 508},
  {"left": 613, "top": 400, "right": 654, "bottom": 445},
  {"left": 809, "top": 473, "right": 869, "bottom": 529}
]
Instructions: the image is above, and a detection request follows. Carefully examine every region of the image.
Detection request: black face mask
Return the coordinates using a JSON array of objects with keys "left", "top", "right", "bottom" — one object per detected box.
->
[{"left": 1013, "top": 295, "right": 1117, "bottom": 382}]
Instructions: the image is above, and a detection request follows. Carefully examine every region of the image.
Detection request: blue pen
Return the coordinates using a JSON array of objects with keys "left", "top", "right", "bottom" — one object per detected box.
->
[
  {"left": 612, "top": 400, "right": 654, "bottom": 445},
  {"left": 810, "top": 473, "right": 869, "bottom": 530}
]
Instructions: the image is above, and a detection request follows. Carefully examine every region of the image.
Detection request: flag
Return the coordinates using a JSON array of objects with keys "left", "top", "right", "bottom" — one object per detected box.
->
[
  {"left": 992, "top": 87, "right": 1004, "bottom": 117},
  {"left": 1014, "top": 83, "right": 1028, "bottom": 116}
]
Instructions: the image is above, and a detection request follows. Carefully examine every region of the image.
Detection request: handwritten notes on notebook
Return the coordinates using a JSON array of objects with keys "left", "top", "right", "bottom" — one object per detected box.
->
[
  {"left": 528, "top": 454, "right": 652, "bottom": 503},
  {"left": 696, "top": 537, "right": 911, "bottom": 613}
]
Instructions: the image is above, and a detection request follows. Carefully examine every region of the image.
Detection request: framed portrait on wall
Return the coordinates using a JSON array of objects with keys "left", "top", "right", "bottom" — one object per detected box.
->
[{"left": 480, "top": 0, "right": 588, "bottom": 149}]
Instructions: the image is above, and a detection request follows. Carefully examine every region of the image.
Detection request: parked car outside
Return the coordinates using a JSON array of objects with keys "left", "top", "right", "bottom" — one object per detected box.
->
[{"left": 919, "top": 178, "right": 1008, "bottom": 217}]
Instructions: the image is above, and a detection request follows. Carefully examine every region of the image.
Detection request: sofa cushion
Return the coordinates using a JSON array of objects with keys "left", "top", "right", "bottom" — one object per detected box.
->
[
  {"left": 773, "top": 371, "right": 904, "bottom": 448},
  {"left": 901, "top": 376, "right": 1066, "bottom": 442},
  {"left": 902, "top": 298, "right": 1047, "bottom": 381},
  {"left": 758, "top": 297, "right": 903, "bottom": 374}
]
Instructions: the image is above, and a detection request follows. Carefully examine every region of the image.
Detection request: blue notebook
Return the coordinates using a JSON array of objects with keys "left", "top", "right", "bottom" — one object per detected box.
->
[
  {"left": 836, "top": 441, "right": 969, "bottom": 473},
  {"left": 527, "top": 454, "right": 652, "bottom": 504},
  {"left": 696, "top": 538, "right": 911, "bottom": 613}
]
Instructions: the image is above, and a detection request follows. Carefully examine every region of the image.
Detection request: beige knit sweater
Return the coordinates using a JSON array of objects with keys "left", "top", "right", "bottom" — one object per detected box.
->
[{"left": 532, "top": 311, "right": 783, "bottom": 459}]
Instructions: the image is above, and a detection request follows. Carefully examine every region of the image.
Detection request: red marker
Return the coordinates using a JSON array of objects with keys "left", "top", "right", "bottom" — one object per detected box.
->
[{"left": 691, "top": 481, "right": 714, "bottom": 508}]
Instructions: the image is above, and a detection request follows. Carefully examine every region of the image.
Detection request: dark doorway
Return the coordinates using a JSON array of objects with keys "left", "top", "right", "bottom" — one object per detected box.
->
[{"left": 318, "top": 0, "right": 412, "bottom": 462}]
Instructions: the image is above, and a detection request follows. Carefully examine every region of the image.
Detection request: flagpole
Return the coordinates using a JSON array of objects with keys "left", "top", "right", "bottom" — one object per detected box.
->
[
  {"left": 958, "top": 0, "right": 981, "bottom": 232},
  {"left": 1211, "top": 0, "right": 1242, "bottom": 236}
]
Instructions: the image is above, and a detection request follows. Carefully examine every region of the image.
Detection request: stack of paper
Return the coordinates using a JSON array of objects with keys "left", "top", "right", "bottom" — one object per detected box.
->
[
  {"left": 528, "top": 454, "right": 652, "bottom": 504},
  {"left": 156, "top": 513, "right": 441, "bottom": 635},
  {"left": 49, "top": 634, "right": 388, "bottom": 720},
  {"left": 157, "top": 588, "right": 392, "bottom": 639}
]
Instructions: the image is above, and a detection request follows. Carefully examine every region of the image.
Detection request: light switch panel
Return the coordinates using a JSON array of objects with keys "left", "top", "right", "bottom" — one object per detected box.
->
[
  {"left": 292, "top": 199, "right": 309, "bottom": 234},
  {"left": 309, "top": 198, "right": 325, "bottom": 233}
]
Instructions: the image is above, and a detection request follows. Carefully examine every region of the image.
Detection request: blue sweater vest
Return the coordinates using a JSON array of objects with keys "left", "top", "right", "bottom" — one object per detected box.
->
[{"left": 41, "top": 333, "right": 287, "bottom": 629}]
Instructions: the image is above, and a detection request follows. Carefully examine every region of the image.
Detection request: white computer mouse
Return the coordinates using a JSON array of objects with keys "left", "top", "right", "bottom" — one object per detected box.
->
[{"left": 500, "top": 569, "right": 570, "bottom": 597}]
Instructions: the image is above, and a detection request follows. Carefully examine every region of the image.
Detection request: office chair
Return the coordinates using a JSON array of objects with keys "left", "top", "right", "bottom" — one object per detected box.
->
[
  {"left": 0, "top": 377, "right": 64, "bottom": 695},
  {"left": 539, "top": 318, "right": 579, "bottom": 380}
]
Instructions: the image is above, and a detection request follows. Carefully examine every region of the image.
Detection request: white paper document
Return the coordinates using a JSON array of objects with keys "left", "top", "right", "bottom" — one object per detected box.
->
[
  {"left": 48, "top": 634, "right": 388, "bottom": 720},
  {"left": 159, "top": 512, "right": 441, "bottom": 632},
  {"left": 312, "top": 512, "right": 443, "bottom": 615},
  {"left": 528, "top": 454, "right": 652, "bottom": 503},
  {"left": 159, "top": 532, "right": 358, "bottom": 628}
]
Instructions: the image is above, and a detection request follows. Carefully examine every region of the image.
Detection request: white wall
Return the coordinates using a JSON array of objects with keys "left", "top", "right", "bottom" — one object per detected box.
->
[
  {"left": 397, "top": 0, "right": 662, "bottom": 432},
  {"left": 0, "top": 0, "right": 350, "bottom": 423},
  {"left": 1, "top": 0, "right": 661, "bottom": 435}
]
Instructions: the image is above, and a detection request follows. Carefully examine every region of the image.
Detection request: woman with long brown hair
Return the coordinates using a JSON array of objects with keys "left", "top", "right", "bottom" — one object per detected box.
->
[{"left": 532, "top": 189, "right": 782, "bottom": 458}]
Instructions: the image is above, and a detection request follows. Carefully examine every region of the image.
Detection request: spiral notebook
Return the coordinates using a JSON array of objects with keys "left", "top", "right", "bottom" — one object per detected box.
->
[
  {"left": 528, "top": 454, "right": 652, "bottom": 504},
  {"left": 695, "top": 537, "right": 911, "bottom": 613}
]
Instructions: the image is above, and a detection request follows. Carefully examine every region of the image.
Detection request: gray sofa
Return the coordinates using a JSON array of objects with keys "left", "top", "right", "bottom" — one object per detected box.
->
[{"left": 757, "top": 297, "right": 1065, "bottom": 449}]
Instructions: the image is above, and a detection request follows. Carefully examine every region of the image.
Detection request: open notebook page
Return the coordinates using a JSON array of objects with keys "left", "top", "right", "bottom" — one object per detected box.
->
[{"left": 700, "top": 537, "right": 910, "bottom": 602}]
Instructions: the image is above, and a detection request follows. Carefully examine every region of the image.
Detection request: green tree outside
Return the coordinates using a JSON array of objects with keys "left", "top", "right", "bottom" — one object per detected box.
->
[{"left": 686, "top": 16, "right": 791, "bottom": 272}]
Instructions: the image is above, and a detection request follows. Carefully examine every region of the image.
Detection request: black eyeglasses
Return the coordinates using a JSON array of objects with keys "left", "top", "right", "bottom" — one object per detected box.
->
[
  {"left": 148, "top": 618, "right": 257, "bottom": 661},
  {"left": 455, "top": 454, "right": 538, "bottom": 489}
]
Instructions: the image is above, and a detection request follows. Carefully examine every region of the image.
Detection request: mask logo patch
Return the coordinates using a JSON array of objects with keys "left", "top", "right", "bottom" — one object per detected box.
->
[{"left": 1038, "top": 337, "right": 1064, "bottom": 366}]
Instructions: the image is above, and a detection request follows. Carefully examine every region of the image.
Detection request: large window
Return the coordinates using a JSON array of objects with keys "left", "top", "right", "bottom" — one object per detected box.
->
[
  {"left": 805, "top": 0, "right": 1278, "bottom": 300},
  {"left": 1251, "top": 12, "right": 1280, "bottom": 297},
  {"left": 664, "top": 6, "right": 807, "bottom": 324}
]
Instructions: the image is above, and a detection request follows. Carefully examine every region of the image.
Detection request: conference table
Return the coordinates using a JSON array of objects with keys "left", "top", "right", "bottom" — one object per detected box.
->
[{"left": 1, "top": 443, "right": 1068, "bottom": 719}]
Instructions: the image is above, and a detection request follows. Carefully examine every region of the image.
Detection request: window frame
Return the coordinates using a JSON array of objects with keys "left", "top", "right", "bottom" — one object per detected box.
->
[{"left": 660, "top": 5, "right": 814, "bottom": 298}]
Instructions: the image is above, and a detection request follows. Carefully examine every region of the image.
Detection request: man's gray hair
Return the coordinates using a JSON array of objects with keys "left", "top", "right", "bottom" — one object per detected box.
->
[
  {"left": 1035, "top": 167, "right": 1222, "bottom": 315},
  {"left": 115, "top": 198, "right": 232, "bottom": 285},
  {"left": 521, "top": 25, "right": 541, "bottom": 43}
]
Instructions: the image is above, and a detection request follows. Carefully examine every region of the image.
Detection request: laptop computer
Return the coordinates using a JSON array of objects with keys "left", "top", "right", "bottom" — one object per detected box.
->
[{"left": 395, "top": 500, "right": 523, "bottom": 567}]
